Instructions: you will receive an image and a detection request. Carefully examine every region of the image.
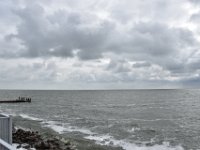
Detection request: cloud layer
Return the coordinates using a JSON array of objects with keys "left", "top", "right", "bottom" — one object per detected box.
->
[{"left": 0, "top": 0, "right": 200, "bottom": 89}]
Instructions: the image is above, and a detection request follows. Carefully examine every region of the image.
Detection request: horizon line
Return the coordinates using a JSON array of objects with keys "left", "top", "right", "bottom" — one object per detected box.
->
[{"left": 0, "top": 88, "right": 198, "bottom": 91}]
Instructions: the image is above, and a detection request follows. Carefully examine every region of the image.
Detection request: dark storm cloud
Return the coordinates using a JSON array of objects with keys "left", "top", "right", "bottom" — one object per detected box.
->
[
  {"left": 106, "top": 22, "right": 198, "bottom": 75},
  {"left": 130, "top": 22, "right": 195, "bottom": 57},
  {"left": 6, "top": 3, "right": 114, "bottom": 59},
  {"left": 3, "top": 1, "right": 198, "bottom": 63},
  {"left": 104, "top": 22, "right": 197, "bottom": 61}
]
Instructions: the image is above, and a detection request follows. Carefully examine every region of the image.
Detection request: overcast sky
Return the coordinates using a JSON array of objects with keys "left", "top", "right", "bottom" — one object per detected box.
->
[{"left": 1, "top": 0, "right": 200, "bottom": 89}]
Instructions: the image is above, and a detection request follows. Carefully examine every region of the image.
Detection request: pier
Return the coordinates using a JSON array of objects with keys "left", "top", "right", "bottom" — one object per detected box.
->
[{"left": 0, "top": 97, "right": 31, "bottom": 103}]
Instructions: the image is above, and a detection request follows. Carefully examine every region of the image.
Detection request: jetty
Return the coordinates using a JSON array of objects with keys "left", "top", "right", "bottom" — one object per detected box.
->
[{"left": 0, "top": 97, "right": 31, "bottom": 103}]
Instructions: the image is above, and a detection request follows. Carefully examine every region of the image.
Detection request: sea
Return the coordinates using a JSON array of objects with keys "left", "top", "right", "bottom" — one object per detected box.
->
[{"left": 0, "top": 89, "right": 200, "bottom": 150}]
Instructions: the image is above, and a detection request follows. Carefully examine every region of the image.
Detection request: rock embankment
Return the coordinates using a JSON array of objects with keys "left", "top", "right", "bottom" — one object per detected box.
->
[{"left": 13, "top": 128, "right": 75, "bottom": 150}]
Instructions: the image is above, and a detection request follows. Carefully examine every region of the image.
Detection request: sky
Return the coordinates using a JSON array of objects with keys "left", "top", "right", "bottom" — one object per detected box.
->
[{"left": 1, "top": 0, "right": 200, "bottom": 89}]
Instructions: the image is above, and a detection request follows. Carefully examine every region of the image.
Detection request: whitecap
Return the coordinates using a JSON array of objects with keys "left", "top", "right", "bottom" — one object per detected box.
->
[
  {"left": 64, "top": 126, "right": 95, "bottom": 135},
  {"left": 19, "top": 114, "right": 43, "bottom": 121},
  {"left": 42, "top": 121, "right": 95, "bottom": 135},
  {"left": 42, "top": 121, "right": 66, "bottom": 134},
  {"left": 85, "top": 134, "right": 184, "bottom": 150},
  {"left": 128, "top": 127, "right": 140, "bottom": 133}
]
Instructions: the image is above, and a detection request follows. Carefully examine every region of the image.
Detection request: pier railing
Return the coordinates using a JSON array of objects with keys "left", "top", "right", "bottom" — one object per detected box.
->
[
  {"left": 0, "top": 114, "right": 15, "bottom": 150},
  {"left": 0, "top": 138, "right": 16, "bottom": 150}
]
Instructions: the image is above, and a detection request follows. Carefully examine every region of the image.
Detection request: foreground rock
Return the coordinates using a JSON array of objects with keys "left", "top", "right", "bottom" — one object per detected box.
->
[{"left": 13, "top": 128, "right": 76, "bottom": 150}]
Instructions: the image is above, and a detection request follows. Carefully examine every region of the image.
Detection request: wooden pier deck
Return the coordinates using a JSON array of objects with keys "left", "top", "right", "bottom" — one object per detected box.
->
[{"left": 0, "top": 97, "right": 31, "bottom": 103}]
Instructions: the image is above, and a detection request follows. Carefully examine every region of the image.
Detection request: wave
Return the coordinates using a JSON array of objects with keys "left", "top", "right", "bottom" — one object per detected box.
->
[
  {"left": 17, "top": 113, "right": 184, "bottom": 150},
  {"left": 18, "top": 114, "right": 66, "bottom": 134},
  {"left": 0, "top": 109, "right": 18, "bottom": 117},
  {"left": 42, "top": 121, "right": 66, "bottom": 134},
  {"left": 63, "top": 125, "right": 95, "bottom": 135},
  {"left": 18, "top": 113, "right": 95, "bottom": 135},
  {"left": 103, "top": 103, "right": 136, "bottom": 108},
  {"left": 127, "top": 127, "right": 140, "bottom": 133},
  {"left": 82, "top": 103, "right": 137, "bottom": 108},
  {"left": 42, "top": 121, "right": 95, "bottom": 135},
  {"left": 85, "top": 134, "right": 184, "bottom": 150},
  {"left": 19, "top": 114, "right": 43, "bottom": 121},
  {"left": 107, "top": 118, "right": 181, "bottom": 123}
]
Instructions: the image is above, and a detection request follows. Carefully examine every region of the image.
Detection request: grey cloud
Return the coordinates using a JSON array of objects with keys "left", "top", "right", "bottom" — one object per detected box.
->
[
  {"left": 179, "top": 75, "right": 200, "bottom": 88},
  {"left": 1, "top": 60, "right": 59, "bottom": 83},
  {"left": 188, "top": 0, "right": 200, "bottom": 4},
  {"left": 131, "top": 22, "right": 195, "bottom": 56},
  {"left": 107, "top": 59, "right": 131, "bottom": 73},
  {"left": 3, "top": 1, "right": 197, "bottom": 63},
  {"left": 106, "top": 21, "right": 198, "bottom": 77},
  {"left": 132, "top": 23, "right": 197, "bottom": 74},
  {"left": 106, "top": 22, "right": 196, "bottom": 60},
  {"left": 133, "top": 62, "right": 151, "bottom": 68},
  {"left": 7, "top": 3, "right": 114, "bottom": 59},
  {"left": 188, "top": 59, "right": 200, "bottom": 71},
  {"left": 1, "top": 0, "right": 200, "bottom": 89},
  {"left": 190, "top": 12, "right": 200, "bottom": 23},
  {"left": 110, "top": 0, "right": 190, "bottom": 25}
]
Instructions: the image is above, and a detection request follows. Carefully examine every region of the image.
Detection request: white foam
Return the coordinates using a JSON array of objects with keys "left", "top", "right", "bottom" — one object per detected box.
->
[
  {"left": 128, "top": 127, "right": 140, "bottom": 133},
  {"left": 13, "top": 144, "right": 36, "bottom": 150},
  {"left": 19, "top": 114, "right": 43, "bottom": 121},
  {"left": 16, "top": 114, "right": 184, "bottom": 150},
  {"left": 42, "top": 121, "right": 94, "bottom": 135},
  {"left": 42, "top": 121, "right": 66, "bottom": 134},
  {"left": 85, "top": 134, "right": 113, "bottom": 145},
  {"left": 15, "top": 126, "right": 30, "bottom": 131},
  {"left": 0, "top": 111, "right": 17, "bottom": 117},
  {"left": 17, "top": 114, "right": 94, "bottom": 135},
  {"left": 64, "top": 126, "right": 95, "bottom": 135},
  {"left": 85, "top": 134, "right": 184, "bottom": 150},
  {"left": 47, "top": 124, "right": 66, "bottom": 134}
]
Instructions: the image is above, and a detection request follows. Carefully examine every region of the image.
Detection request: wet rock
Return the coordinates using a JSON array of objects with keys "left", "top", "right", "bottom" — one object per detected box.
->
[
  {"left": 65, "top": 141, "right": 71, "bottom": 146},
  {"left": 16, "top": 144, "right": 21, "bottom": 149},
  {"left": 13, "top": 128, "right": 75, "bottom": 150},
  {"left": 22, "top": 144, "right": 31, "bottom": 149}
]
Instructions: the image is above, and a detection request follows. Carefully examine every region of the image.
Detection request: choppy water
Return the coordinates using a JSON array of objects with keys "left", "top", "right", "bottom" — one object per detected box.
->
[{"left": 0, "top": 89, "right": 200, "bottom": 150}]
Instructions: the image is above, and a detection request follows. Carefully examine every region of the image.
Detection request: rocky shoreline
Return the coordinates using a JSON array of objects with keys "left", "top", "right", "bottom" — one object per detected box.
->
[
  {"left": 13, "top": 128, "right": 76, "bottom": 150},
  {"left": 12, "top": 116, "right": 122, "bottom": 150}
]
